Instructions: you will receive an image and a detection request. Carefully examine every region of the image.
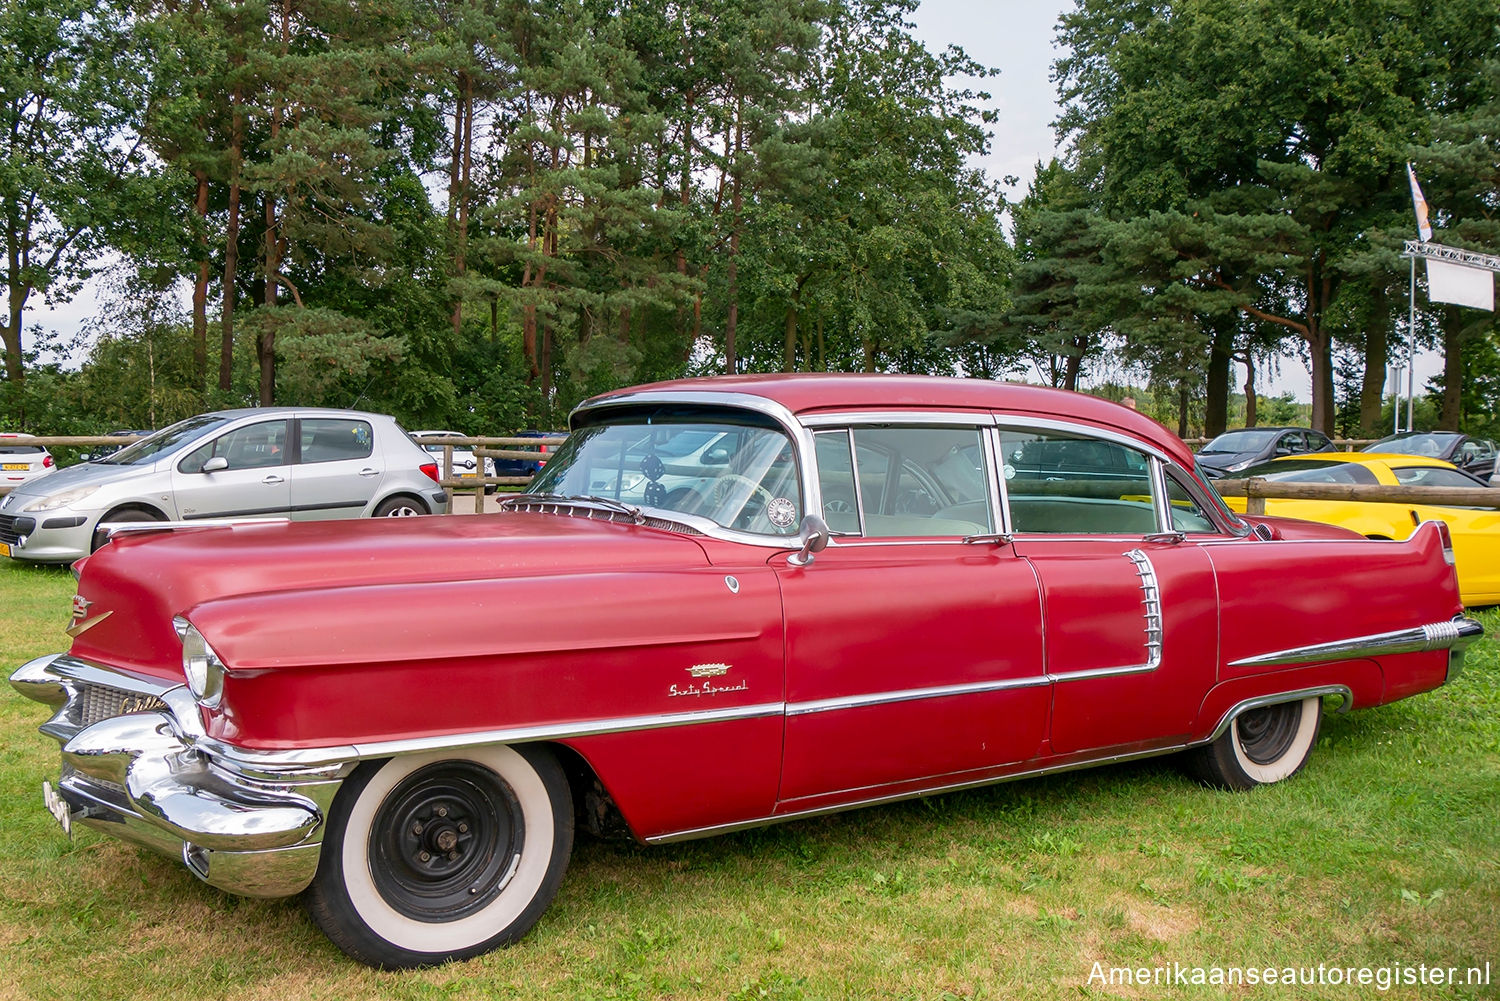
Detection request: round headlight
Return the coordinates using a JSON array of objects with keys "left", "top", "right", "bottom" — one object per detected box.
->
[{"left": 173, "top": 616, "right": 225, "bottom": 708}]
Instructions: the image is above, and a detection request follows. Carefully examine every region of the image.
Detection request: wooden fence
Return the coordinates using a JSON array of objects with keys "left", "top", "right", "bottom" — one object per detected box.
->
[{"left": 19, "top": 434, "right": 1500, "bottom": 517}]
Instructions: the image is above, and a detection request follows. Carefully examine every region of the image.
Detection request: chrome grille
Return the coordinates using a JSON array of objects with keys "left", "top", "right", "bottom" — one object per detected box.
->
[{"left": 78, "top": 683, "right": 170, "bottom": 728}]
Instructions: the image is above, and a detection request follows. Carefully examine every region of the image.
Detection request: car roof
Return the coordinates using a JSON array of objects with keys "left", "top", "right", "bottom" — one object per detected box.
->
[
  {"left": 206, "top": 407, "right": 392, "bottom": 420},
  {"left": 583, "top": 374, "right": 1194, "bottom": 467}
]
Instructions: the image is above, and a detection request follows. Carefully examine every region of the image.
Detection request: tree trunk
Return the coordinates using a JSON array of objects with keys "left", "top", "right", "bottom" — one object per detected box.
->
[
  {"left": 783, "top": 304, "right": 797, "bottom": 372},
  {"left": 723, "top": 97, "right": 744, "bottom": 374},
  {"left": 1440, "top": 308, "right": 1464, "bottom": 430},
  {"left": 449, "top": 75, "right": 472, "bottom": 338},
  {"left": 1242, "top": 354, "right": 1257, "bottom": 427},
  {"left": 220, "top": 85, "right": 243, "bottom": 392},
  {"left": 1307, "top": 322, "right": 1334, "bottom": 433},
  {"left": 1205, "top": 320, "right": 1232, "bottom": 437},
  {"left": 1358, "top": 289, "right": 1389, "bottom": 437},
  {"left": 191, "top": 169, "right": 210, "bottom": 389}
]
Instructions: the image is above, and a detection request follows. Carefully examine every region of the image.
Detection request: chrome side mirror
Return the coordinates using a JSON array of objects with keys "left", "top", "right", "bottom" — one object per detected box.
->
[{"left": 787, "top": 514, "right": 830, "bottom": 567}]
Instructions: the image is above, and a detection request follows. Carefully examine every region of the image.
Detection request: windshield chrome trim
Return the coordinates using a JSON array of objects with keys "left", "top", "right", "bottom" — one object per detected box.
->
[{"left": 557, "top": 390, "right": 821, "bottom": 549}]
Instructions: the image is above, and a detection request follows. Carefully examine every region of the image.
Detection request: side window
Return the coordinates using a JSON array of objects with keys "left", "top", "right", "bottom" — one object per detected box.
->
[
  {"left": 1001, "top": 429, "right": 1158, "bottom": 534},
  {"left": 815, "top": 426, "right": 991, "bottom": 538},
  {"left": 179, "top": 420, "right": 288, "bottom": 472},
  {"left": 1392, "top": 466, "right": 1478, "bottom": 489},
  {"left": 1165, "top": 476, "right": 1217, "bottom": 533},
  {"left": 299, "top": 418, "right": 374, "bottom": 464}
]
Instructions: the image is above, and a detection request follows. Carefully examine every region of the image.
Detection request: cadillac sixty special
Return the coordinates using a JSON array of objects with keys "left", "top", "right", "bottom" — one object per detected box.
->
[{"left": 10, "top": 375, "right": 1483, "bottom": 968}]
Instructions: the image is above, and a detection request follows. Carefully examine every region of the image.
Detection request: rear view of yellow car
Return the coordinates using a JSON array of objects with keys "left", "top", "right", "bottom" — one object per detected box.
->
[{"left": 1220, "top": 452, "right": 1500, "bottom": 606}]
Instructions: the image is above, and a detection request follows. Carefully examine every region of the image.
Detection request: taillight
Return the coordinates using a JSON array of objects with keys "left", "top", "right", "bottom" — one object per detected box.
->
[
  {"left": 419, "top": 462, "right": 439, "bottom": 483},
  {"left": 1434, "top": 520, "right": 1456, "bottom": 565},
  {"left": 42, "top": 455, "right": 54, "bottom": 468}
]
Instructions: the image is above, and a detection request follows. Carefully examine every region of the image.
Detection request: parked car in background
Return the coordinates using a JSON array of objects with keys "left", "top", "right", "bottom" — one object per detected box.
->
[
  {"left": 9, "top": 375, "right": 1481, "bottom": 969},
  {"left": 1361, "top": 431, "right": 1498, "bottom": 476},
  {"left": 0, "top": 408, "right": 448, "bottom": 563},
  {"left": 1221, "top": 452, "right": 1500, "bottom": 605},
  {"left": 1195, "top": 426, "right": 1334, "bottom": 477},
  {"left": 0, "top": 433, "right": 55, "bottom": 493},
  {"left": 410, "top": 430, "right": 495, "bottom": 492},
  {"left": 79, "top": 430, "right": 155, "bottom": 463},
  {"left": 490, "top": 429, "right": 569, "bottom": 477}
]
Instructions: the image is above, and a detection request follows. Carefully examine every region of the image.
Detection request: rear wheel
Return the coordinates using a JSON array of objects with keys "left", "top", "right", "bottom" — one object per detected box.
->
[
  {"left": 305, "top": 745, "right": 573, "bottom": 969},
  {"left": 373, "top": 495, "right": 426, "bottom": 517},
  {"left": 1187, "top": 696, "right": 1322, "bottom": 790}
]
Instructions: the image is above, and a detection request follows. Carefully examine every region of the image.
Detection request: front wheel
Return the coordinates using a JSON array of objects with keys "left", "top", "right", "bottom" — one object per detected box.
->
[
  {"left": 1187, "top": 696, "right": 1322, "bottom": 791},
  {"left": 305, "top": 745, "right": 573, "bottom": 969}
]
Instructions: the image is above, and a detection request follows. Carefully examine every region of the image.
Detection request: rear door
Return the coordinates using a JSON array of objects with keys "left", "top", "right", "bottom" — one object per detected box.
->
[
  {"left": 288, "top": 416, "right": 382, "bottom": 519},
  {"left": 1000, "top": 424, "right": 1219, "bottom": 753}
]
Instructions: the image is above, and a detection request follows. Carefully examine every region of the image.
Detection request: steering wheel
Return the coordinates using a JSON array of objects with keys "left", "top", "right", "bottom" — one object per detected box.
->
[{"left": 709, "top": 473, "right": 774, "bottom": 519}]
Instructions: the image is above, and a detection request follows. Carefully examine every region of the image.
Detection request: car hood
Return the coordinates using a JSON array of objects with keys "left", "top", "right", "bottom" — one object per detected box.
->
[
  {"left": 0, "top": 457, "right": 162, "bottom": 508},
  {"left": 1195, "top": 450, "right": 1257, "bottom": 471},
  {"left": 68, "top": 513, "right": 713, "bottom": 680}
]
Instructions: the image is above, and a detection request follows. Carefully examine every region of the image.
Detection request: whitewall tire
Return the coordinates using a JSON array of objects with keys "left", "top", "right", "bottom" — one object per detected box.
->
[
  {"left": 305, "top": 744, "right": 573, "bottom": 969},
  {"left": 1188, "top": 696, "right": 1322, "bottom": 791}
]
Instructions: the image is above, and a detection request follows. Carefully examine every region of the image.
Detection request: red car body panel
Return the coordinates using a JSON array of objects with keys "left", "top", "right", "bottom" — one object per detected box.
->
[{"left": 39, "top": 377, "right": 1472, "bottom": 850}]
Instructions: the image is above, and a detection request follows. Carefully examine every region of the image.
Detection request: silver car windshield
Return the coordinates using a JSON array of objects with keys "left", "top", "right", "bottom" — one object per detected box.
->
[
  {"left": 99, "top": 414, "right": 232, "bottom": 465},
  {"left": 527, "top": 414, "right": 803, "bottom": 536}
]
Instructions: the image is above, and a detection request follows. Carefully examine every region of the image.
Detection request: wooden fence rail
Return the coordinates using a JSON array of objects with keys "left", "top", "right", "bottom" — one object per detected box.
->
[{"left": 1213, "top": 477, "right": 1500, "bottom": 515}]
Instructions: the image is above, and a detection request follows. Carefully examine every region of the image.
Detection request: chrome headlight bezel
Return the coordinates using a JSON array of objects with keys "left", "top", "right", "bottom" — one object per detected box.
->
[
  {"left": 173, "top": 615, "right": 225, "bottom": 709},
  {"left": 21, "top": 484, "right": 102, "bottom": 512}
]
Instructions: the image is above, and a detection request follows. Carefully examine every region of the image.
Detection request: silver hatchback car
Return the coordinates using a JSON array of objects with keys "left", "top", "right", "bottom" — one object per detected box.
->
[{"left": 0, "top": 408, "right": 449, "bottom": 564}]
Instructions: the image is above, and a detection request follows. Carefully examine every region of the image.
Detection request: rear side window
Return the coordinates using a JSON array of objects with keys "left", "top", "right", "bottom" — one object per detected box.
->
[
  {"left": 1000, "top": 430, "right": 1158, "bottom": 534},
  {"left": 300, "top": 419, "right": 374, "bottom": 463}
]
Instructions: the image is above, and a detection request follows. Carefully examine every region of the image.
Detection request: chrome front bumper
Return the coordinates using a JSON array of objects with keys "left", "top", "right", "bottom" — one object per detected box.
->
[{"left": 10, "top": 654, "right": 348, "bottom": 898}]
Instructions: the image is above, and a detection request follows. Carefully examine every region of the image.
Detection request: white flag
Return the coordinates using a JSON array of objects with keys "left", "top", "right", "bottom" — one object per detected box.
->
[
  {"left": 1427, "top": 259, "right": 1494, "bottom": 311},
  {"left": 1407, "top": 163, "right": 1433, "bottom": 242}
]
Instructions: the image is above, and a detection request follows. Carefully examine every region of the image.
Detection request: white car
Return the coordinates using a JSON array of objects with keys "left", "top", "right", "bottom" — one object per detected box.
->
[
  {"left": 0, "top": 433, "right": 56, "bottom": 493},
  {"left": 410, "top": 430, "right": 495, "bottom": 492}
]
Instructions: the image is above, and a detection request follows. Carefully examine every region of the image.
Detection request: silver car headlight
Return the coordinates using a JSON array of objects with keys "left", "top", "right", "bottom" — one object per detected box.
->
[
  {"left": 173, "top": 616, "right": 225, "bottom": 709},
  {"left": 1225, "top": 459, "right": 1255, "bottom": 473},
  {"left": 21, "top": 484, "right": 101, "bottom": 512}
]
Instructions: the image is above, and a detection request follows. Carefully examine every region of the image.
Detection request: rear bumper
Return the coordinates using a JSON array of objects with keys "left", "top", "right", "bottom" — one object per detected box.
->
[{"left": 10, "top": 654, "right": 346, "bottom": 898}]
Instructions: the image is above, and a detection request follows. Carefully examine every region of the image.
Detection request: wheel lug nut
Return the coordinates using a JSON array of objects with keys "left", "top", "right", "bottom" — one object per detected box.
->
[
  {"left": 448, "top": 851, "right": 459, "bottom": 861},
  {"left": 436, "top": 806, "right": 448, "bottom": 818},
  {"left": 458, "top": 823, "right": 468, "bottom": 833},
  {"left": 412, "top": 823, "right": 423, "bottom": 835},
  {"left": 419, "top": 851, "right": 431, "bottom": 862}
]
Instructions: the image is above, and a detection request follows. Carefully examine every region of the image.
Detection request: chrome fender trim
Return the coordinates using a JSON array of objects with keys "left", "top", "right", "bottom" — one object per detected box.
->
[
  {"left": 1228, "top": 616, "right": 1483, "bottom": 669},
  {"left": 1202, "top": 685, "right": 1354, "bottom": 745}
]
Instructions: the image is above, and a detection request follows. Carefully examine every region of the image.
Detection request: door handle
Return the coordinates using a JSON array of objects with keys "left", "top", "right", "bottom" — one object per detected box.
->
[
  {"left": 262, "top": 474, "right": 285, "bottom": 485},
  {"left": 359, "top": 468, "right": 378, "bottom": 477}
]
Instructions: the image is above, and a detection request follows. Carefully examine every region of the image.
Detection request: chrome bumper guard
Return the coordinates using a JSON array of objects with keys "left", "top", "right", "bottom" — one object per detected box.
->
[{"left": 10, "top": 653, "right": 345, "bottom": 899}]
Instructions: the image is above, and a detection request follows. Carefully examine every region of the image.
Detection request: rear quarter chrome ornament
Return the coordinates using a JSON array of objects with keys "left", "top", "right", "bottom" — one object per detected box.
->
[{"left": 65, "top": 595, "right": 112, "bottom": 638}]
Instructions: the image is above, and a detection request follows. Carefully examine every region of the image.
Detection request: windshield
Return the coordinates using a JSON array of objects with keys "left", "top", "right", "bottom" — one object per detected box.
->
[
  {"left": 1235, "top": 458, "right": 1379, "bottom": 484},
  {"left": 1363, "top": 432, "right": 1460, "bottom": 458},
  {"left": 1201, "top": 430, "right": 1275, "bottom": 453},
  {"left": 527, "top": 410, "right": 803, "bottom": 536},
  {"left": 100, "top": 414, "right": 232, "bottom": 465}
]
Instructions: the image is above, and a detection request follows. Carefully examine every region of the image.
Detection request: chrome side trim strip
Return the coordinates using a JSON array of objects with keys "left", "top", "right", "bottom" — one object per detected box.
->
[
  {"left": 785, "top": 676, "right": 1049, "bottom": 717},
  {"left": 1048, "top": 663, "right": 1156, "bottom": 684},
  {"left": 797, "top": 411, "right": 997, "bottom": 428},
  {"left": 648, "top": 684, "right": 1356, "bottom": 845},
  {"left": 1045, "top": 548, "right": 1162, "bottom": 683},
  {"left": 1228, "top": 616, "right": 1483, "bottom": 668}
]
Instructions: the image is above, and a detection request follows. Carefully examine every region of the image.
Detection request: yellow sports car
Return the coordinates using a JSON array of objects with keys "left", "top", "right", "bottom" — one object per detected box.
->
[{"left": 1218, "top": 452, "right": 1500, "bottom": 607}]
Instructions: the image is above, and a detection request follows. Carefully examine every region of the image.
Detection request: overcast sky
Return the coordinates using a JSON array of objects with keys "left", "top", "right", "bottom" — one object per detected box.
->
[{"left": 29, "top": 0, "right": 1431, "bottom": 407}]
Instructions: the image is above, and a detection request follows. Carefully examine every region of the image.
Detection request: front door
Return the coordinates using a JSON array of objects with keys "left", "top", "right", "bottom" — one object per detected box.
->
[
  {"left": 775, "top": 423, "right": 1048, "bottom": 811},
  {"left": 169, "top": 418, "right": 291, "bottom": 520}
]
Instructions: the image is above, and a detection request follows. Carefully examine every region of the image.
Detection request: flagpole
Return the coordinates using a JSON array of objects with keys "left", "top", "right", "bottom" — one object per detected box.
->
[{"left": 1407, "top": 256, "right": 1416, "bottom": 432}]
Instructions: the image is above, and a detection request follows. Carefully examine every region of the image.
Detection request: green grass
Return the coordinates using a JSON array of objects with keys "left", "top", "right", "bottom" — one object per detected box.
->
[{"left": 0, "top": 556, "right": 1496, "bottom": 1000}]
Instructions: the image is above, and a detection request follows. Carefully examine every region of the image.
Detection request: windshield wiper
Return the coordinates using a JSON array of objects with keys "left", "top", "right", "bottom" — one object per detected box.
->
[{"left": 501, "top": 492, "right": 644, "bottom": 523}]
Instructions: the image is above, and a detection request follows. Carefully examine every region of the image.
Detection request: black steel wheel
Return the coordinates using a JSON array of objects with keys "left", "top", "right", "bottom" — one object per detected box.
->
[
  {"left": 305, "top": 745, "right": 573, "bottom": 969},
  {"left": 1186, "top": 696, "right": 1322, "bottom": 791}
]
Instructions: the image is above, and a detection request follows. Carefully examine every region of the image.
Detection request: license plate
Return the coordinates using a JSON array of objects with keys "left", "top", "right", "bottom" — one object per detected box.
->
[
  {"left": 459, "top": 472, "right": 476, "bottom": 479},
  {"left": 1, "top": 463, "right": 25, "bottom": 470},
  {"left": 43, "top": 780, "right": 73, "bottom": 838},
  {"left": 0, "top": 542, "right": 10, "bottom": 558}
]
